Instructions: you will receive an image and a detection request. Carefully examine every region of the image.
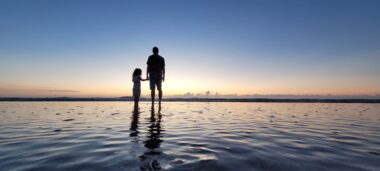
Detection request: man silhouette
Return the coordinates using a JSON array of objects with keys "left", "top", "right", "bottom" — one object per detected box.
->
[{"left": 146, "top": 47, "right": 165, "bottom": 106}]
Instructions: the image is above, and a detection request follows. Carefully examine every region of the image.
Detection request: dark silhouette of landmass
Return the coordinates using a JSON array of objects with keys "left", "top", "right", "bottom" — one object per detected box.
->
[{"left": 0, "top": 97, "right": 379, "bottom": 103}]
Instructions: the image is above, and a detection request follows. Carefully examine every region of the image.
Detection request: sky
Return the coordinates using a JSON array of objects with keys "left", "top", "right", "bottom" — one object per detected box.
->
[{"left": 0, "top": 0, "right": 380, "bottom": 97}]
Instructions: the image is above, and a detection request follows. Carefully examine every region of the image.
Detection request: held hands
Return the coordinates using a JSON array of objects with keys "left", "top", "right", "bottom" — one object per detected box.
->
[{"left": 142, "top": 75, "right": 164, "bottom": 82}]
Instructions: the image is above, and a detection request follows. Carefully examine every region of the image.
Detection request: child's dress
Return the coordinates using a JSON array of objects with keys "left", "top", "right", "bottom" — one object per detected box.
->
[{"left": 132, "top": 76, "right": 141, "bottom": 97}]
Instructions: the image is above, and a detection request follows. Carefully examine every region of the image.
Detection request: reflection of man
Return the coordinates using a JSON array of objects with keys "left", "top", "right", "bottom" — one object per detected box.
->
[
  {"left": 146, "top": 47, "right": 165, "bottom": 106},
  {"left": 144, "top": 107, "right": 162, "bottom": 149},
  {"left": 140, "top": 106, "right": 163, "bottom": 170}
]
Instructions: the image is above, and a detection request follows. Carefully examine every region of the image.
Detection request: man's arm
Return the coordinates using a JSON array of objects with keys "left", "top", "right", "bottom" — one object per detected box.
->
[
  {"left": 146, "top": 66, "right": 150, "bottom": 79},
  {"left": 146, "top": 57, "right": 150, "bottom": 79},
  {"left": 162, "top": 58, "right": 165, "bottom": 82},
  {"left": 162, "top": 67, "right": 165, "bottom": 82}
]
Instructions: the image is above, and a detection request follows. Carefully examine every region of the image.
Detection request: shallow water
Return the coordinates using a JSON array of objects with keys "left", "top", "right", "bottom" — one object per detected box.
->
[{"left": 0, "top": 102, "right": 379, "bottom": 171}]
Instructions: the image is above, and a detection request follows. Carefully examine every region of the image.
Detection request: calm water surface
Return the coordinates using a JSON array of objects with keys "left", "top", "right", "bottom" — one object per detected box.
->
[{"left": 0, "top": 102, "right": 379, "bottom": 171}]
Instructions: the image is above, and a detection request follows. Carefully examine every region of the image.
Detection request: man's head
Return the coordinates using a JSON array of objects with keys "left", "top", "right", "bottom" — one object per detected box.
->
[{"left": 152, "top": 47, "right": 159, "bottom": 54}]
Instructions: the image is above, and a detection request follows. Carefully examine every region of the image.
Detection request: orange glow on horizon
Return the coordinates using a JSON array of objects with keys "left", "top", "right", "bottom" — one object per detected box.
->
[{"left": 0, "top": 83, "right": 379, "bottom": 97}]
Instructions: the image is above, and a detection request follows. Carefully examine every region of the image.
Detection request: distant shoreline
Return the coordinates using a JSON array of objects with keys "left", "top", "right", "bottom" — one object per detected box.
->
[{"left": 0, "top": 97, "right": 379, "bottom": 103}]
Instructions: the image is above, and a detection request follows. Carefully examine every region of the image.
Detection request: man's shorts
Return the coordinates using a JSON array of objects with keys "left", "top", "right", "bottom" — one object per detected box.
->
[{"left": 150, "top": 74, "right": 162, "bottom": 91}]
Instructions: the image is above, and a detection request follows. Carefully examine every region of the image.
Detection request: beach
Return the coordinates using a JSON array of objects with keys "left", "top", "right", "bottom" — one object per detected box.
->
[{"left": 0, "top": 102, "right": 379, "bottom": 170}]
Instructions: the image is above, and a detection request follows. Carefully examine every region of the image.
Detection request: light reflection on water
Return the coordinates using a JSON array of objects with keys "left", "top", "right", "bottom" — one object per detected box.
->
[{"left": 0, "top": 102, "right": 379, "bottom": 171}]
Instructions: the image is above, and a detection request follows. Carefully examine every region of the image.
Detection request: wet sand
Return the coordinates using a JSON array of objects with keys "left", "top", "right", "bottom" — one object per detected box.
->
[{"left": 0, "top": 102, "right": 379, "bottom": 170}]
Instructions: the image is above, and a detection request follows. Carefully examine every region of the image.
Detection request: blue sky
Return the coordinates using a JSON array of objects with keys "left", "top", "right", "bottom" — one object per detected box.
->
[{"left": 0, "top": 0, "right": 379, "bottom": 97}]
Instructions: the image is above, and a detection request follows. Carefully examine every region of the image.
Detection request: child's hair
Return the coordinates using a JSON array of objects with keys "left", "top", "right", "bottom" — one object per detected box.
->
[{"left": 132, "top": 68, "right": 142, "bottom": 77}]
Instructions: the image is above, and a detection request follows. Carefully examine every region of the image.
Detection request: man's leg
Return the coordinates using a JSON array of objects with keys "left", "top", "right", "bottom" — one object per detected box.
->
[
  {"left": 151, "top": 90, "right": 155, "bottom": 106},
  {"left": 158, "top": 89, "right": 162, "bottom": 105},
  {"left": 150, "top": 77, "right": 155, "bottom": 106},
  {"left": 157, "top": 78, "right": 162, "bottom": 105}
]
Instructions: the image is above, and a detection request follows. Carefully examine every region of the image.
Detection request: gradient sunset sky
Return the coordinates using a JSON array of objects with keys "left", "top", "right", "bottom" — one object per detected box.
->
[{"left": 1, "top": 0, "right": 379, "bottom": 97}]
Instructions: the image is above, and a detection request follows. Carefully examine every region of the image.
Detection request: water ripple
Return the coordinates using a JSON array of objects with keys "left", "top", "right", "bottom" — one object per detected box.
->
[{"left": 0, "top": 102, "right": 379, "bottom": 170}]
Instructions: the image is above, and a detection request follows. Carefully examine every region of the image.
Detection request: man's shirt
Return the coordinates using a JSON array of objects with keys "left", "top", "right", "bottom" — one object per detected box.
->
[{"left": 147, "top": 54, "right": 165, "bottom": 75}]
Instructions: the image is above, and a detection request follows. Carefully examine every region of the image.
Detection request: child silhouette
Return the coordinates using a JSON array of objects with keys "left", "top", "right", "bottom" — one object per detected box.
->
[{"left": 132, "top": 68, "right": 148, "bottom": 106}]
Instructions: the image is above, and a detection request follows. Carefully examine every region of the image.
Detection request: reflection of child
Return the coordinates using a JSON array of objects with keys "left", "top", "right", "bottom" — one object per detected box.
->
[{"left": 132, "top": 68, "right": 148, "bottom": 106}]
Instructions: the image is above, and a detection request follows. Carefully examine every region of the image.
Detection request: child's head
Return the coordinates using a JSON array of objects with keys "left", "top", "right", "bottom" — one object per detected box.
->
[{"left": 133, "top": 68, "right": 142, "bottom": 77}]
